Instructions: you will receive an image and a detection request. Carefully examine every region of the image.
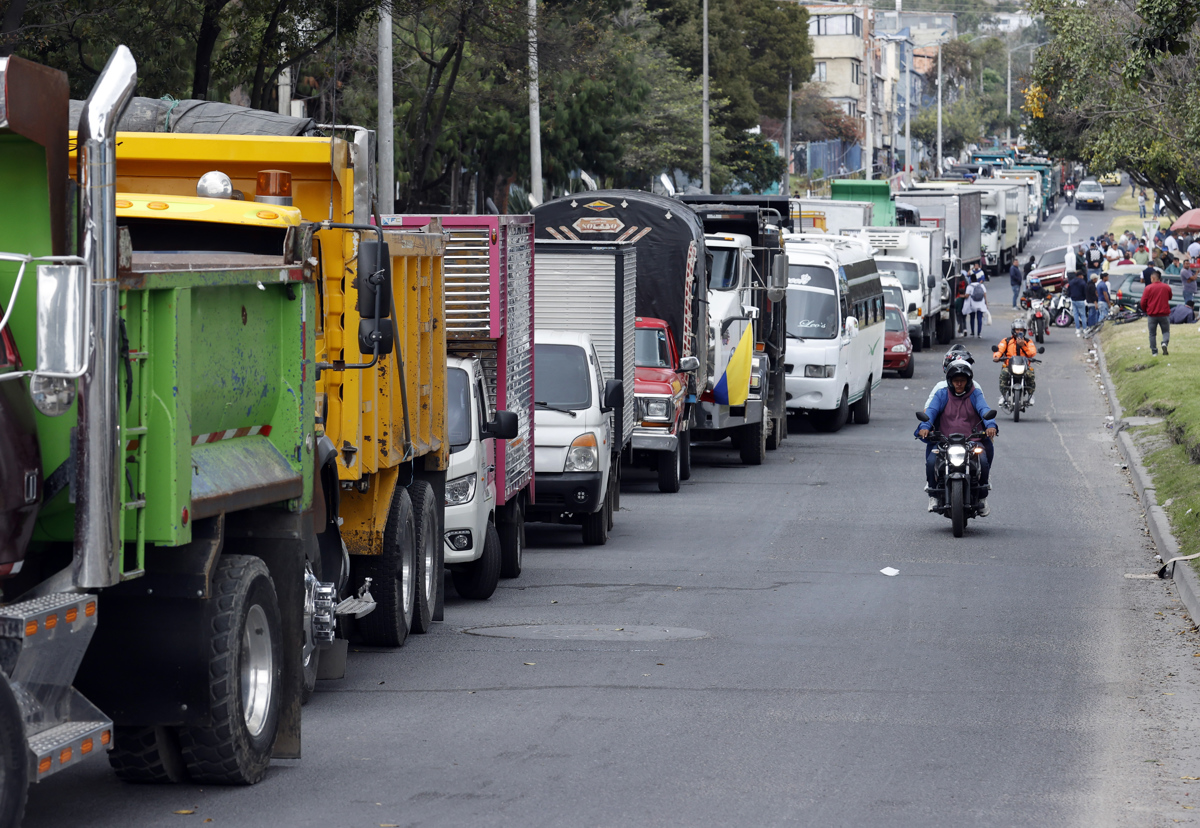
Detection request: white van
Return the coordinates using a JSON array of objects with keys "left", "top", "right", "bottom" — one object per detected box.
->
[
  {"left": 782, "top": 234, "right": 886, "bottom": 432},
  {"left": 528, "top": 329, "right": 624, "bottom": 545}
]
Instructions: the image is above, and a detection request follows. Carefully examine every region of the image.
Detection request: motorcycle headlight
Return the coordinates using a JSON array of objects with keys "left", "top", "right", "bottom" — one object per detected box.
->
[
  {"left": 947, "top": 446, "right": 968, "bottom": 467},
  {"left": 565, "top": 433, "right": 599, "bottom": 472},
  {"left": 445, "top": 473, "right": 477, "bottom": 506},
  {"left": 890, "top": 343, "right": 909, "bottom": 353},
  {"left": 1011, "top": 363, "right": 1026, "bottom": 375}
]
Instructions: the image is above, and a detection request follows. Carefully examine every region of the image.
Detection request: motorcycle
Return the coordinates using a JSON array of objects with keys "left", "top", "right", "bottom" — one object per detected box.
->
[
  {"left": 916, "top": 409, "right": 997, "bottom": 538},
  {"left": 1052, "top": 292, "right": 1074, "bottom": 327},
  {"left": 1028, "top": 298, "right": 1049, "bottom": 342},
  {"left": 1064, "top": 184, "right": 1075, "bottom": 205},
  {"left": 993, "top": 346, "right": 1044, "bottom": 422}
]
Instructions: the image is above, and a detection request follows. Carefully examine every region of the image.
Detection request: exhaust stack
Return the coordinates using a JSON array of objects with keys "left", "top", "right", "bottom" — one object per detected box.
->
[{"left": 73, "top": 46, "right": 137, "bottom": 589}]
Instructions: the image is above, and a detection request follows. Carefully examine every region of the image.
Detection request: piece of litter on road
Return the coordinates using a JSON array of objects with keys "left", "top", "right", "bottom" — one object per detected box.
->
[
  {"left": 174, "top": 811, "right": 195, "bottom": 816},
  {"left": 550, "top": 600, "right": 558, "bottom": 604},
  {"left": 614, "top": 628, "right": 624, "bottom": 631},
  {"left": 903, "top": 386, "right": 909, "bottom": 390},
  {"left": 523, "top": 662, "right": 536, "bottom": 666},
  {"left": 880, "top": 567, "right": 899, "bottom": 577},
  {"left": 1125, "top": 573, "right": 1160, "bottom": 580}
]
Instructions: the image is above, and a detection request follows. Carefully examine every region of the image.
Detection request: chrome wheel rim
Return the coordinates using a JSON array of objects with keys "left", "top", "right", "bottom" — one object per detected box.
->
[
  {"left": 241, "top": 604, "right": 274, "bottom": 737},
  {"left": 422, "top": 533, "right": 435, "bottom": 599},
  {"left": 302, "top": 562, "right": 317, "bottom": 671},
  {"left": 401, "top": 544, "right": 414, "bottom": 617}
]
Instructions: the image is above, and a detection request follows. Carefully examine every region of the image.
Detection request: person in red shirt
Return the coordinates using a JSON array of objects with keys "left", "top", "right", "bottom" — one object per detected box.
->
[{"left": 1139, "top": 270, "right": 1174, "bottom": 355}]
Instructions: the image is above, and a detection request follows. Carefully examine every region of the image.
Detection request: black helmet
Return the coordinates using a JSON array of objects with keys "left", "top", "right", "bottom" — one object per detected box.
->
[
  {"left": 943, "top": 344, "right": 974, "bottom": 370},
  {"left": 945, "top": 359, "right": 974, "bottom": 396}
]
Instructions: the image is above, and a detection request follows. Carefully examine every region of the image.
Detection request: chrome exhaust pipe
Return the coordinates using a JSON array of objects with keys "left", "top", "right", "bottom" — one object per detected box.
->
[{"left": 73, "top": 46, "right": 137, "bottom": 589}]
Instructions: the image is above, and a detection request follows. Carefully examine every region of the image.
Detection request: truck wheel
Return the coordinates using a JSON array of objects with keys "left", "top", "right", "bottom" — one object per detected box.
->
[
  {"left": 408, "top": 480, "right": 441, "bottom": 634},
  {"left": 109, "top": 726, "right": 188, "bottom": 783},
  {"left": 850, "top": 382, "right": 872, "bottom": 424},
  {"left": 356, "top": 486, "right": 416, "bottom": 647},
  {"left": 657, "top": 443, "right": 681, "bottom": 493},
  {"left": 679, "top": 430, "right": 692, "bottom": 481},
  {"left": 911, "top": 329, "right": 923, "bottom": 352},
  {"left": 921, "top": 322, "right": 933, "bottom": 350},
  {"left": 812, "top": 388, "right": 849, "bottom": 433},
  {"left": 300, "top": 556, "right": 321, "bottom": 705},
  {"left": 452, "top": 524, "right": 501, "bottom": 600},
  {"left": 766, "top": 416, "right": 781, "bottom": 451},
  {"left": 582, "top": 498, "right": 609, "bottom": 546},
  {"left": 179, "top": 555, "right": 282, "bottom": 785},
  {"left": 738, "top": 419, "right": 766, "bottom": 465},
  {"left": 498, "top": 504, "right": 524, "bottom": 579},
  {"left": 0, "top": 677, "right": 26, "bottom": 826}
]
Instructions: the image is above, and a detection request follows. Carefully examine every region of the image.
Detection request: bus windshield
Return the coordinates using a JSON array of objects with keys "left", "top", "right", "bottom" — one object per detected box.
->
[
  {"left": 786, "top": 289, "right": 839, "bottom": 340},
  {"left": 788, "top": 263, "right": 836, "bottom": 290}
]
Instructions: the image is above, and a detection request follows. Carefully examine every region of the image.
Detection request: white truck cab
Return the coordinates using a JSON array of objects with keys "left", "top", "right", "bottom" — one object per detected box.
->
[
  {"left": 529, "top": 329, "right": 623, "bottom": 545},
  {"left": 443, "top": 356, "right": 519, "bottom": 600}
]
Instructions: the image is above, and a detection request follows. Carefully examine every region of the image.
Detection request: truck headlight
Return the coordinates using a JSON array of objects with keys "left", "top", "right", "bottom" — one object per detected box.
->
[
  {"left": 565, "top": 433, "right": 599, "bottom": 472},
  {"left": 30, "top": 375, "right": 76, "bottom": 417},
  {"left": 445, "top": 473, "right": 477, "bottom": 506},
  {"left": 645, "top": 398, "right": 670, "bottom": 419},
  {"left": 804, "top": 364, "right": 835, "bottom": 378}
]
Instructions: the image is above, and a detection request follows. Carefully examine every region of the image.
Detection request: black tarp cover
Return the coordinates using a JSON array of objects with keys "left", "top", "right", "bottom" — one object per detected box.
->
[
  {"left": 69, "top": 97, "right": 317, "bottom": 136},
  {"left": 532, "top": 191, "right": 708, "bottom": 369}
]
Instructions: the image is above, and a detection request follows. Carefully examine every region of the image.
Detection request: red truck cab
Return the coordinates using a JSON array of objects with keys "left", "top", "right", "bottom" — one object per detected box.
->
[
  {"left": 0, "top": 306, "right": 42, "bottom": 577},
  {"left": 630, "top": 317, "right": 697, "bottom": 493}
]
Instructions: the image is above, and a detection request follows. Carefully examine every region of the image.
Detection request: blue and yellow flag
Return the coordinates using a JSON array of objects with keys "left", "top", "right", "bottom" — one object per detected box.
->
[{"left": 713, "top": 324, "right": 753, "bottom": 406}]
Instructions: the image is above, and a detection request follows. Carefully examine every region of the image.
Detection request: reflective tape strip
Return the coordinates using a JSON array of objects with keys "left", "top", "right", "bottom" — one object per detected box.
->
[{"left": 191, "top": 425, "right": 273, "bottom": 445}]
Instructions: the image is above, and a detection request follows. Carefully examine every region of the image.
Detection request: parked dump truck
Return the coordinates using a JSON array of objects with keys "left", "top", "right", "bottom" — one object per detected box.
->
[
  {"left": 85, "top": 96, "right": 451, "bottom": 669},
  {"left": 831, "top": 179, "right": 896, "bottom": 226},
  {"left": 382, "top": 214, "right": 534, "bottom": 590},
  {"left": 0, "top": 48, "right": 350, "bottom": 817},
  {"left": 530, "top": 240, "right": 635, "bottom": 544},
  {"left": 532, "top": 191, "right": 708, "bottom": 474}
]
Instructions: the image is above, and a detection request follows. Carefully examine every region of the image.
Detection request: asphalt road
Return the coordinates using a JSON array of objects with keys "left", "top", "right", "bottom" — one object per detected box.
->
[{"left": 27, "top": 187, "right": 1200, "bottom": 827}]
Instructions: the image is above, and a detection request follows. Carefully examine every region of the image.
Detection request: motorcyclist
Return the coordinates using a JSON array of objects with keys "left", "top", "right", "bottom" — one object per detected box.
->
[
  {"left": 1023, "top": 274, "right": 1049, "bottom": 303},
  {"left": 917, "top": 359, "right": 998, "bottom": 516},
  {"left": 923, "top": 345, "right": 976, "bottom": 408},
  {"left": 993, "top": 318, "right": 1038, "bottom": 406}
]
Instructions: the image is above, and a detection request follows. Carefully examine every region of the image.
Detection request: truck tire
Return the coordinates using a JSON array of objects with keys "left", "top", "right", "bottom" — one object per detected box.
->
[
  {"left": 766, "top": 415, "right": 781, "bottom": 451},
  {"left": 179, "top": 555, "right": 282, "bottom": 785},
  {"left": 738, "top": 419, "right": 766, "bottom": 465},
  {"left": 408, "top": 480, "right": 441, "bottom": 634},
  {"left": 657, "top": 442, "right": 681, "bottom": 493},
  {"left": 850, "top": 382, "right": 872, "bottom": 424},
  {"left": 911, "top": 328, "right": 923, "bottom": 352},
  {"left": 812, "top": 388, "right": 849, "bottom": 433},
  {"left": 301, "top": 555, "right": 321, "bottom": 705},
  {"left": 498, "top": 504, "right": 524, "bottom": 579},
  {"left": 0, "top": 677, "right": 26, "bottom": 826},
  {"left": 109, "top": 726, "right": 188, "bottom": 784},
  {"left": 453, "top": 523, "right": 501, "bottom": 600},
  {"left": 921, "top": 321, "right": 933, "bottom": 350},
  {"left": 582, "top": 498, "right": 609, "bottom": 546},
  {"left": 356, "top": 486, "right": 416, "bottom": 647},
  {"left": 679, "top": 430, "right": 692, "bottom": 481}
]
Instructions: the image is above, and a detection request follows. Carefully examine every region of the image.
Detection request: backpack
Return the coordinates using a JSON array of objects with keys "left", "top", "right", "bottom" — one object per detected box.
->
[{"left": 970, "top": 282, "right": 985, "bottom": 302}]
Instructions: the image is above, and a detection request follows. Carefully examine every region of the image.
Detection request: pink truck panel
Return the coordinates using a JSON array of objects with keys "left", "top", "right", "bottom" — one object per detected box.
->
[{"left": 381, "top": 214, "right": 535, "bottom": 506}]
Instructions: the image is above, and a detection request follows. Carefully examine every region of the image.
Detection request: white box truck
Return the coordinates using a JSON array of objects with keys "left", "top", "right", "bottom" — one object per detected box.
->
[{"left": 530, "top": 240, "right": 636, "bottom": 545}]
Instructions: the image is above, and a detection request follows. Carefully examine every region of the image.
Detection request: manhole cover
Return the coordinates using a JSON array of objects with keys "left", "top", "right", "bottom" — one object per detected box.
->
[{"left": 463, "top": 624, "right": 708, "bottom": 641}]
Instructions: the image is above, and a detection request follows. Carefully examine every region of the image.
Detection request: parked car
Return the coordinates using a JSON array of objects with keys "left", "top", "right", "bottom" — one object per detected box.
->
[
  {"left": 1111, "top": 272, "right": 1186, "bottom": 312},
  {"left": 883, "top": 304, "right": 914, "bottom": 378},
  {"left": 1027, "top": 244, "right": 1073, "bottom": 292},
  {"left": 1098, "top": 171, "right": 1122, "bottom": 187},
  {"left": 1075, "top": 180, "right": 1105, "bottom": 210}
]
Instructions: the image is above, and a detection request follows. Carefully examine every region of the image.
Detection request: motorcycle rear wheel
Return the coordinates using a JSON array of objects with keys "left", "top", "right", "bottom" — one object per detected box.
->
[{"left": 950, "top": 479, "right": 966, "bottom": 538}]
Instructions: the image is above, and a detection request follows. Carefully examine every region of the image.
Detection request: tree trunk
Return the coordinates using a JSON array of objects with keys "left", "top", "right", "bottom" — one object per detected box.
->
[{"left": 192, "top": 0, "right": 233, "bottom": 100}]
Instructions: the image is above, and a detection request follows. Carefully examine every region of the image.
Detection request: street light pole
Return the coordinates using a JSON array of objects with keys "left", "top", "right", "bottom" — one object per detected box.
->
[
  {"left": 936, "top": 44, "right": 942, "bottom": 174},
  {"left": 528, "top": 0, "right": 543, "bottom": 203},
  {"left": 784, "top": 69, "right": 792, "bottom": 196},
  {"left": 702, "top": 0, "right": 711, "bottom": 193}
]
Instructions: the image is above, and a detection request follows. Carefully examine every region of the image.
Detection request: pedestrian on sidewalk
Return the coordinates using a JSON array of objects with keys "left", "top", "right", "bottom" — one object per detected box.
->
[
  {"left": 1067, "top": 269, "right": 1089, "bottom": 337},
  {"left": 1139, "top": 189, "right": 1148, "bottom": 218},
  {"left": 1010, "top": 260, "right": 1023, "bottom": 308},
  {"left": 1097, "top": 273, "right": 1112, "bottom": 321},
  {"left": 1168, "top": 300, "right": 1195, "bottom": 324},
  {"left": 1085, "top": 242, "right": 1104, "bottom": 278},
  {"left": 1134, "top": 243, "right": 1151, "bottom": 265},
  {"left": 963, "top": 273, "right": 988, "bottom": 337},
  {"left": 1182, "top": 258, "right": 1197, "bottom": 305},
  {"left": 1065, "top": 245, "right": 1079, "bottom": 277},
  {"left": 1086, "top": 274, "right": 1100, "bottom": 326},
  {"left": 1140, "top": 270, "right": 1174, "bottom": 355}
]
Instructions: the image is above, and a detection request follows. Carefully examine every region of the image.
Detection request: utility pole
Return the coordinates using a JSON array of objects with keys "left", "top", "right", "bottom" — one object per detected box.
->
[
  {"left": 864, "top": 7, "right": 872, "bottom": 180},
  {"left": 783, "top": 69, "right": 792, "bottom": 196},
  {"left": 1006, "top": 49, "right": 1012, "bottom": 148},
  {"left": 904, "top": 37, "right": 911, "bottom": 179},
  {"left": 936, "top": 44, "right": 943, "bottom": 174},
  {"left": 377, "top": 12, "right": 394, "bottom": 214},
  {"left": 702, "top": 0, "right": 711, "bottom": 193},
  {"left": 528, "top": 0, "right": 543, "bottom": 203}
]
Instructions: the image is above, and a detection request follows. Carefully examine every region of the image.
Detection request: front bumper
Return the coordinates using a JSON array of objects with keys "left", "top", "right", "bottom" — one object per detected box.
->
[
  {"left": 632, "top": 427, "right": 678, "bottom": 452},
  {"left": 528, "top": 471, "right": 604, "bottom": 517},
  {"left": 785, "top": 375, "right": 841, "bottom": 411},
  {"left": 883, "top": 352, "right": 911, "bottom": 370}
]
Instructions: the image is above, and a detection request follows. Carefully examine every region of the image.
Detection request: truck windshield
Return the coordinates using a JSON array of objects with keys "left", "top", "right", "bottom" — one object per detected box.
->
[
  {"left": 880, "top": 260, "right": 920, "bottom": 291},
  {"left": 885, "top": 307, "right": 906, "bottom": 332},
  {"left": 534, "top": 343, "right": 592, "bottom": 409},
  {"left": 982, "top": 215, "right": 999, "bottom": 234},
  {"left": 447, "top": 367, "right": 472, "bottom": 452},
  {"left": 786, "top": 288, "right": 839, "bottom": 340},
  {"left": 710, "top": 249, "right": 739, "bottom": 291},
  {"left": 635, "top": 329, "right": 671, "bottom": 368}
]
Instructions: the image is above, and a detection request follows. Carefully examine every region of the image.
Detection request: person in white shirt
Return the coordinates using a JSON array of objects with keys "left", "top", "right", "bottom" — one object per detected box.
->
[
  {"left": 1187, "top": 240, "right": 1200, "bottom": 260},
  {"left": 1165, "top": 231, "right": 1180, "bottom": 254},
  {"left": 1064, "top": 246, "right": 1078, "bottom": 278}
]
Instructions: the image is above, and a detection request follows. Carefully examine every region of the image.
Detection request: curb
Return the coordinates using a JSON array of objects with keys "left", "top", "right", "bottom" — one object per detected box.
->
[{"left": 1094, "top": 338, "right": 1200, "bottom": 621}]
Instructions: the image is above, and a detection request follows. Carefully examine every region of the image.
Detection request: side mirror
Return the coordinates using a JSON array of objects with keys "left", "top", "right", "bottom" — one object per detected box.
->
[
  {"left": 1037, "top": 346, "right": 1045, "bottom": 354},
  {"left": 601, "top": 378, "right": 623, "bottom": 413},
  {"left": 843, "top": 316, "right": 859, "bottom": 338},
  {"left": 35, "top": 263, "right": 88, "bottom": 376},
  {"left": 770, "top": 254, "right": 789, "bottom": 290},
  {"left": 358, "top": 318, "right": 395, "bottom": 356},
  {"left": 982, "top": 409, "right": 998, "bottom": 420},
  {"left": 990, "top": 344, "right": 999, "bottom": 352},
  {"left": 915, "top": 410, "right": 931, "bottom": 423},
  {"left": 926, "top": 274, "right": 936, "bottom": 289},
  {"left": 1001, "top": 220, "right": 1008, "bottom": 234},
  {"left": 486, "top": 410, "right": 519, "bottom": 440},
  {"left": 953, "top": 239, "right": 959, "bottom": 251},
  {"left": 908, "top": 302, "right": 917, "bottom": 313},
  {"left": 356, "top": 239, "right": 392, "bottom": 320},
  {"left": 679, "top": 356, "right": 700, "bottom": 372}
]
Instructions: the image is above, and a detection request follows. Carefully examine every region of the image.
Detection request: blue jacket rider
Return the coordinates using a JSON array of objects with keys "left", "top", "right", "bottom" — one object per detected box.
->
[{"left": 915, "top": 359, "right": 998, "bottom": 515}]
